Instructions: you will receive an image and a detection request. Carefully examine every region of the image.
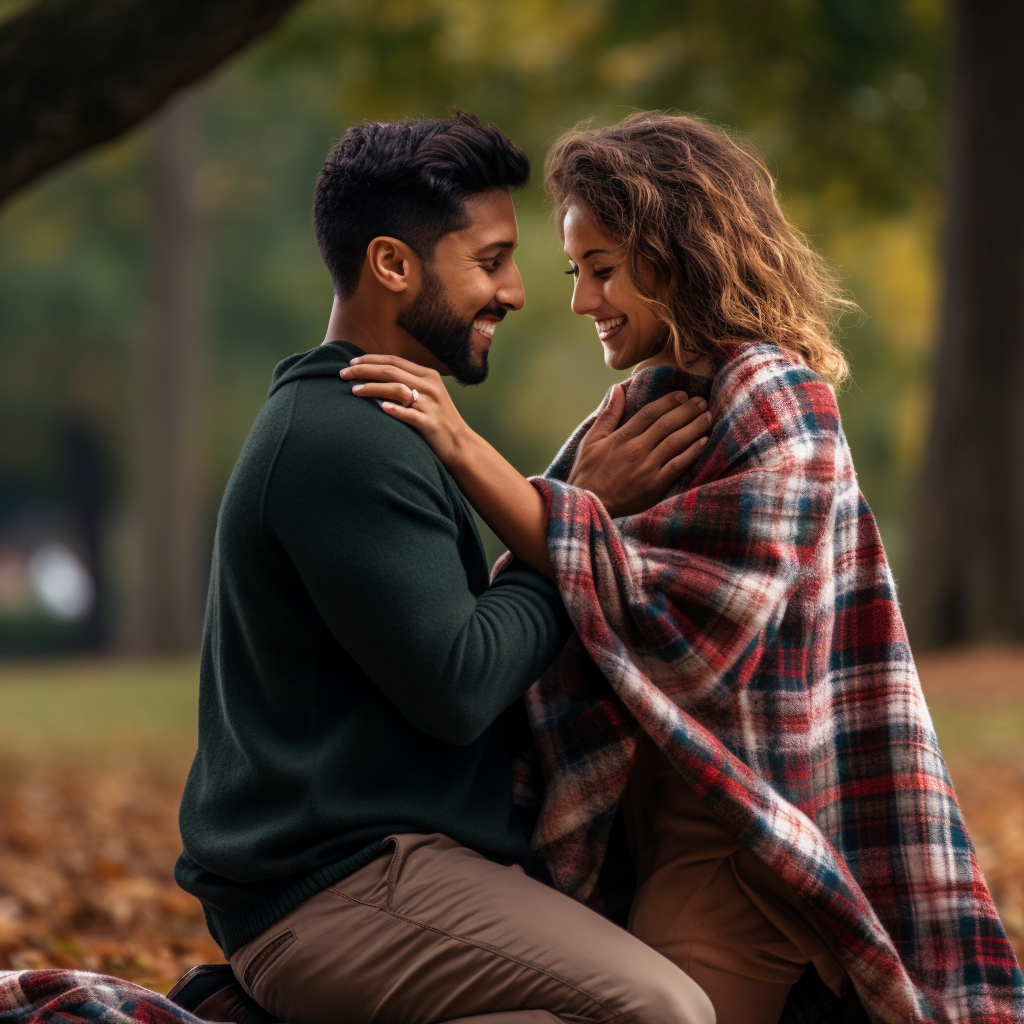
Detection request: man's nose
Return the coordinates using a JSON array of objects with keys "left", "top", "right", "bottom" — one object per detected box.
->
[{"left": 495, "top": 261, "right": 525, "bottom": 311}]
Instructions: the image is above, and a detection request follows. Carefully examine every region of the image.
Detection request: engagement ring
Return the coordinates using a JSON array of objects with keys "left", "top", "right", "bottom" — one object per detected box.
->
[{"left": 410, "top": 389, "right": 419, "bottom": 406}]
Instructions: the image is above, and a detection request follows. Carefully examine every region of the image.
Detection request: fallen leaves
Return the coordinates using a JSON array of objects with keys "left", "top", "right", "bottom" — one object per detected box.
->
[
  {"left": 0, "top": 755, "right": 223, "bottom": 993},
  {"left": 0, "top": 651, "right": 1020, "bottom": 995},
  {"left": 944, "top": 755, "right": 1024, "bottom": 958}
]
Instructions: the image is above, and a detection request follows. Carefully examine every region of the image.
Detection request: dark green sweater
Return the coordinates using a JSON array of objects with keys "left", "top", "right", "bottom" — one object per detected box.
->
[{"left": 175, "top": 342, "right": 570, "bottom": 956}]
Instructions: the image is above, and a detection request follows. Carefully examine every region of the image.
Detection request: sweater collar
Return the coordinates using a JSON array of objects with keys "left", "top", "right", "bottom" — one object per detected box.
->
[{"left": 268, "top": 341, "right": 365, "bottom": 398}]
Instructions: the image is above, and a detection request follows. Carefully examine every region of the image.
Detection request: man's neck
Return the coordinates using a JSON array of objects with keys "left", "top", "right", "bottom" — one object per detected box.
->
[
  {"left": 321, "top": 295, "right": 446, "bottom": 373},
  {"left": 322, "top": 295, "right": 389, "bottom": 353}
]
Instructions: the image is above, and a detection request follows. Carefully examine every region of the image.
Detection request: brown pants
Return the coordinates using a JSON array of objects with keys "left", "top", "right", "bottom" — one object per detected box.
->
[
  {"left": 624, "top": 739, "right": 845, "bottom": 1024},
  {"left": 230, "top": 833, "right": 715, "bottom": 1024}
]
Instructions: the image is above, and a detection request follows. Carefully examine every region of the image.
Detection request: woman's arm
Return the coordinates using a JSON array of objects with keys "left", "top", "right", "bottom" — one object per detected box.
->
[{"left": 340, "top": 353, "right": 710, "bottom": 579}]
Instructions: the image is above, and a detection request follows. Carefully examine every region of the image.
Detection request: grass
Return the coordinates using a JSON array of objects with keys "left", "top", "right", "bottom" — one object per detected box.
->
[
  {"left": 930, "top": 703, "right": 1024, "bottom": 757},
  {"left": 0, "top": 657, "right": 199, "bottom": 762},
  {"left": 1, "top": 654, "right": 1020, "bottom": 758}
]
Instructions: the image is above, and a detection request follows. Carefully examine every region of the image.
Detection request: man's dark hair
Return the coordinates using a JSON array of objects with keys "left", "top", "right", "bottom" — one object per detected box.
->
[{"left": 314, "top": 109, "right": 531, "bottom": 298}]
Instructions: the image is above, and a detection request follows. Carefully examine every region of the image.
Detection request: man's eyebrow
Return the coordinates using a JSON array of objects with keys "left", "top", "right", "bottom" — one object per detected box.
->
[{"left": 473, "top": 240, "right": 516, "bottom": 255}]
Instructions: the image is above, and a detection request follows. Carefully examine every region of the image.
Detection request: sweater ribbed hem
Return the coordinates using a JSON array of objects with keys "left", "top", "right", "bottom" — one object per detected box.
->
[{"left": 206, "top": 842, "right": 383, "bottom": 957}]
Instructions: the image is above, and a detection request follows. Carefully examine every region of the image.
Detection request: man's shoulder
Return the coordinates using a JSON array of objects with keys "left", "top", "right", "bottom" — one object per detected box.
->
[
  {"left": 263, "top": 377, "right": 463, "bottom": 530},
  {"left": 283, "top": 376, "right": 438, "bottom": 468}
]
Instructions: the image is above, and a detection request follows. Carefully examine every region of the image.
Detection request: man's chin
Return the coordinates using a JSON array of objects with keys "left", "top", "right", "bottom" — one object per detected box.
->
[{"left": 451, "top": 351, "right": 489, "bottom": 386}]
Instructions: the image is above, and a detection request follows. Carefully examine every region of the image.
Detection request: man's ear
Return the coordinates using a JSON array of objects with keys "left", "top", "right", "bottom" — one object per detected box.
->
[{"left": 365, "top": 236, "right": 421, "bottom": 294}]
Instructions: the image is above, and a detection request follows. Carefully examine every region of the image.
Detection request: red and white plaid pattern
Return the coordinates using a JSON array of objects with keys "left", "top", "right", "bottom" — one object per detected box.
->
[
  {"left": 517, "top": 343, "right": 1022, "bottom": 1024},
  {"left": 0, "top": 969, "right": 209, "bottom": 1023}
]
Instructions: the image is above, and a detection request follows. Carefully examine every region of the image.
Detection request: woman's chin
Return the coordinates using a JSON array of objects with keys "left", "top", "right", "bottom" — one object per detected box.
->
[{"left": 602, "top": 345, "right": 633, "bottom": 372}]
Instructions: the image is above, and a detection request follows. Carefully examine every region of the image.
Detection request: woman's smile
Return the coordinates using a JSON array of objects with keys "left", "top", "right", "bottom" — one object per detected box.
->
[{"left": 595, "top": 315, "right": 627, "bottom": 341}]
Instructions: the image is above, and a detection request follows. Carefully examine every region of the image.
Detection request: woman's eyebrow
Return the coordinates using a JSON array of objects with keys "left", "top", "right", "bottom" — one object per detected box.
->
[{"left": 582, "top": 248, "right": 611, "bottom": 259}]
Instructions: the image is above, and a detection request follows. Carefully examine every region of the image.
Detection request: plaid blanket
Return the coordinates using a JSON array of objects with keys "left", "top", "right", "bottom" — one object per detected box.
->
[
  {"left": 0, "top": 971, "right": 209, "bottom": 1024},
  {"left": 519, "top": 343, "right": 1023, "bottom": 1024}
]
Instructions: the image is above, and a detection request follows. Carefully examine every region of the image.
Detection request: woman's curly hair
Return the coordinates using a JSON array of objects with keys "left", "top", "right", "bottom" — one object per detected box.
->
[{"left": 545, "top": 112, "right": 851, "bottom": 385}]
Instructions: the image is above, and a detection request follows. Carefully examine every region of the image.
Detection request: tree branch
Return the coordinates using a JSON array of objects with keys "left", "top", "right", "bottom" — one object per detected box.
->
[{"left": 0, "top": 0, "right": 303, "bottom": 204}]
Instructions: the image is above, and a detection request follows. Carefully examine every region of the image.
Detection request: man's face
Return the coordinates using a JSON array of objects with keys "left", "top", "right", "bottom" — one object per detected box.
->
[{"left": 397, "top": 189, "right": 524, "bottom": 385}]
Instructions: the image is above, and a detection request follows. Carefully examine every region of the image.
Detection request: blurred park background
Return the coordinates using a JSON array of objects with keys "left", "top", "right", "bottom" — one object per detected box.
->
[{"left": 2, "top": 0, "right": 1024, "bottom": 994}]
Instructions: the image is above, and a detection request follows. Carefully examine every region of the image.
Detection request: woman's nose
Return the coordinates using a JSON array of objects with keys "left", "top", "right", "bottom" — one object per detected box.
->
[{"left": 570, "top": 276, "right": 601, "bottom": 316}]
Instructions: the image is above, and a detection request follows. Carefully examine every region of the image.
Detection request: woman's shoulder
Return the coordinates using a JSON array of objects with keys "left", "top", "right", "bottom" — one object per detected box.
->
[
  {"left": 711, "top": 341, "right": 840, "bottom": 446},
  {"left": 716, "top": 340, "right": 825, "bottom": 391}
]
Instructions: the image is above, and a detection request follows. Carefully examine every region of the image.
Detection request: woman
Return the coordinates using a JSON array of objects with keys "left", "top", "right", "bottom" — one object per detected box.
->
[{"left": 340, "top": 113, "right": 1023, "bottom": 1024}]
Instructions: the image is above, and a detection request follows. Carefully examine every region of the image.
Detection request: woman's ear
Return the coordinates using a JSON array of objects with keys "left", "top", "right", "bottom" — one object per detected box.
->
[{"left": 365, "top": 236, "right": 421, "bottom": 294}]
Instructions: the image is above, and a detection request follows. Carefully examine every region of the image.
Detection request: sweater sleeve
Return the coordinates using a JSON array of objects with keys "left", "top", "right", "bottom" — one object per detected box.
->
[{"left": 266, "top": 386, "right": 570, "bottom": 746}]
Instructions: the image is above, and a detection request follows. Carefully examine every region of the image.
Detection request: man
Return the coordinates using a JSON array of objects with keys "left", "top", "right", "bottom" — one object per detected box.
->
[{"left": 175, "top": 110, "right": 713, "bottom": 1024}]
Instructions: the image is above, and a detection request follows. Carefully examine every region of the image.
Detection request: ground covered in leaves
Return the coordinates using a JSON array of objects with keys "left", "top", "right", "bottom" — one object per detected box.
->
[
  {"left": 0, "top": 650, "right": 1021, "bottom": 994},
  {"left": 0, "top": 660, "right": 221, "bottom": 992}
]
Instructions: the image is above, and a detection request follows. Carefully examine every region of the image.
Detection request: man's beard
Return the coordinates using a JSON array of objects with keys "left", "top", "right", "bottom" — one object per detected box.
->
[{"left": 396, "top": 265, "right": 498, "bottom": 386}]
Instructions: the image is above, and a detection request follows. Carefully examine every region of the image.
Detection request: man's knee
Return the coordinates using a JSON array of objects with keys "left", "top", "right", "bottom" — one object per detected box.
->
[{"left": 630, "top": 969, "right": 716, "bottom": 1024}]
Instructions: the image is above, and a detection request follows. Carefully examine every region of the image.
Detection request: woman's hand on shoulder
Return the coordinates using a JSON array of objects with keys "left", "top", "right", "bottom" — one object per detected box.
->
[
  {"left": 341, "top": 352, "right": 555, "bottom": 578},
  {"left": 340, "top": 354, "right": 471, "bottom": 467},
  {"left": 569, "top": 386, "right": 711, "bottom": 517}
]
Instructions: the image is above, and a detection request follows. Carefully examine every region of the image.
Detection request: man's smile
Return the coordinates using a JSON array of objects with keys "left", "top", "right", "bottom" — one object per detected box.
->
[{"left": 472, "top": 318, "right": 498, "bottom": 342}]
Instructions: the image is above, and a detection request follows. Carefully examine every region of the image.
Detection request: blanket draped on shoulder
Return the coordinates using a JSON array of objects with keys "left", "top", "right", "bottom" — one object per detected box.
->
[
  {"left": 517, "top": 343, "right": 1022, "bottom": 1024},
  {"left": 0, "top": 970, "right": 211, "bottom": 1023}
]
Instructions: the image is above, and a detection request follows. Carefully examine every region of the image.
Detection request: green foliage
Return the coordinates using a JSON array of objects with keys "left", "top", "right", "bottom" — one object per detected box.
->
[
  {"left": 264, "top": 0, "right": 945, "bottom": 210},
  {"left": 0, "top": 0, "right": 947, "bottom": 628}
]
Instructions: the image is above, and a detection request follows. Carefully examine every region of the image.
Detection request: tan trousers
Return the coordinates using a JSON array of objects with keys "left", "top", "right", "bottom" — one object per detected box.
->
[
  {"left": 624, "top": 739, "right": 845, "bottom": 1024},
  {"left": 230, "top": 833, "right": 715, "bottom": 1024}
]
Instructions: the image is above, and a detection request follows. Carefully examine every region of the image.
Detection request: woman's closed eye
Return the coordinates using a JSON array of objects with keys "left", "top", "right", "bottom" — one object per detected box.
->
[{"left": 565, "top": 262, "right": 614, "bottom": 278}]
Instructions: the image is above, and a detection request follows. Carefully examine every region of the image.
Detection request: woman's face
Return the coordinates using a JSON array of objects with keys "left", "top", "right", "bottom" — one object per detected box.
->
[{"left": 563, "top": 204, "right": 667, "bottom": 371}]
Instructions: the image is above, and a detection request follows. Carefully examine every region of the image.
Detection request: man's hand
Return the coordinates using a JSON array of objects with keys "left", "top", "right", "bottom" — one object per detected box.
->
[{"left": 568, "top": 386, "right": 711, "bottom": 517}]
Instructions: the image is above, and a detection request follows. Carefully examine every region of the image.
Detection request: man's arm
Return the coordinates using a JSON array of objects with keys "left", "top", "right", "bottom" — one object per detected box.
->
[
  {"left": 341, "top": 355, "right": 711, "bottom": 577},
  {"left": 266, "top": 388, "right": 570, "bottom": 746}
]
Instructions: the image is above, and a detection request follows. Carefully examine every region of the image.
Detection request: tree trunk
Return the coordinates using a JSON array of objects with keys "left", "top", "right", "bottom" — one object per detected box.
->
[
  {"left": 0, "top": 0, "right": 301, "bottom": 205},
  {"left": 905, "top": 0, "right": 1024, "bottom": 646},
  {"left": 134, "top": 91, "right": 202, "bottom": 653}
]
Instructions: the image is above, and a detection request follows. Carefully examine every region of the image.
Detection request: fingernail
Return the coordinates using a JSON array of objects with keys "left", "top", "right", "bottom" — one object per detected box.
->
[
  {"left": 703, "top": 412, "right": 712, "bottom": 422},
  {"left": 351, "top": 383, "right": 363, "bottom": 392},
  {"left": 340, "top": 368, "right": 351, "bottom": 377},
  {"left": 695, "top": 398, "right": 707, "bottom": 411},
  {"left": 381, "top": 401, "right": 394, "bottom": 410},
  {"left": 350, "top": 356, "right": 363, "bottom": 363},
  {"left": 698, "top": 436, "right": 708, "bottom": 445}
]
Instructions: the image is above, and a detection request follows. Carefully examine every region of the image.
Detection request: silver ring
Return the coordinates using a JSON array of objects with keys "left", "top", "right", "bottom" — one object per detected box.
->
[{"left": 410, "top": 388, "right": 419, "bottom": 406}]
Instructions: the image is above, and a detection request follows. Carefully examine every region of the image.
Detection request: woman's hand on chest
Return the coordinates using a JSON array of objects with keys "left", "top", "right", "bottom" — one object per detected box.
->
[{"left": 569, "top": 385, "right": 711, "bottom": 518}]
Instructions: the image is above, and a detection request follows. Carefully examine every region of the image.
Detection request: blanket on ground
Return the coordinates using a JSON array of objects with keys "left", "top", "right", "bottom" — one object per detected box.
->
[
  {"left": 517, "top": 343, "right": 1023, "bottom": 1024},
  {"left": 0, "top": 971, "right": 208, "bottom": 1024}
]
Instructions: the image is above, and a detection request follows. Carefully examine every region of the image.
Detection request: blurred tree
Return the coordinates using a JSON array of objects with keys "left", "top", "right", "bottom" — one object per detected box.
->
[
  {"left": 134, "top": 91, "right": 204, "bottom": 653},
  {"left": 0, "top": 0, "right": 302, "bottom": 204},
  {"left": 906, "top": 0, "right": 1024, "bottom": 646}
]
